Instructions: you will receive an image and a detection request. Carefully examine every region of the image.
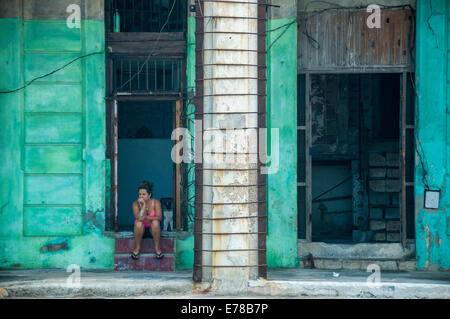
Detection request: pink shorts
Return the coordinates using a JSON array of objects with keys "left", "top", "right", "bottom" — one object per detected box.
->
[
  {"left": 135, "top": 220, "right": 152, "bottom": 228},
  {"left": 135, "top": 211, "right": 156, "bottom": 228}
]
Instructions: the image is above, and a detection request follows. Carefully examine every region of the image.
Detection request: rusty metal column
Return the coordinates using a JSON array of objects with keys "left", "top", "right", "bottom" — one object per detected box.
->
[
  {"left": 193, "top": 0, "right": 205, "bottom": 283},
  {"left": 193, "top": 0, "right": 266, "bottom": 291},
  {"left": 257, "top": 0, "right": 267, "bottom": 279},
  {"left": 113, "top": 98, "right": 119, "bottom": 231}
]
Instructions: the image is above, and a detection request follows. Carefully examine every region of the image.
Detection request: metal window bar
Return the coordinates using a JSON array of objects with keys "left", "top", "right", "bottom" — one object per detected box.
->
[
  {"left": 109, "top": 0, "right": 186, "bottom": 32},
  {"left": 113, "top": 57, "right": 181, "bottom": 94}
]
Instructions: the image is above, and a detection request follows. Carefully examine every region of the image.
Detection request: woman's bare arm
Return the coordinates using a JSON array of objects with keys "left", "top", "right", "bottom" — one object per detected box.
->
[{"left": 132, "top": 201, "right": 144, "bottom": 221}]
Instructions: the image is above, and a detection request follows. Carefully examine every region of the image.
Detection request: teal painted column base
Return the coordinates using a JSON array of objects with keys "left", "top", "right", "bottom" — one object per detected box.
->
[
  {"left": 266, "top": 18, "right": 298, "bottom": 268},
  {"left": 174, "top": 16, "right": 195, "bottom": 270},
  {"left": 414, "top": 0, "right": 450, "bottom": 270}
]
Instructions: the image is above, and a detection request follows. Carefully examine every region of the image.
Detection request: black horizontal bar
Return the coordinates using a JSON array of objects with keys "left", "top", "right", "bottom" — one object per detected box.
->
[{"left": 312, "top": 195, "right": 353, "bottom": 203}]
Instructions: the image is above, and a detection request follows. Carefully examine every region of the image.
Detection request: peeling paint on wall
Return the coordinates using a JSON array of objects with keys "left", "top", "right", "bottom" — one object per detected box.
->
[
  {"left": 0, "top": 6, "right": 114, "bottom": 269},
  {"left": 40, "top": 241, "right": 69, "bottom": 253},
  {"left": 414, "top": 0, "right": 450, "bottom": 270}
]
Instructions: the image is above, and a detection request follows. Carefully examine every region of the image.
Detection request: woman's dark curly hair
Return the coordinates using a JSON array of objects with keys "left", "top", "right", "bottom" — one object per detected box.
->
[{"left": 137, "top": 181, "right": 153, "bottom": 195}]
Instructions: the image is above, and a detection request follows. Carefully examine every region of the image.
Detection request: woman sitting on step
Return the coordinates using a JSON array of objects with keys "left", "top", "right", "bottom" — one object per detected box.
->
[{"left": 131, "top": 181, "right": 164, "bottom": 260}]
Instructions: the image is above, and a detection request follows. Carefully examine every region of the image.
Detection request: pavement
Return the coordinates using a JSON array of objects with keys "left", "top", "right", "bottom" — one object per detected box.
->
[{"left": 0, "top": 268, "right": 449, "bottom": 299}]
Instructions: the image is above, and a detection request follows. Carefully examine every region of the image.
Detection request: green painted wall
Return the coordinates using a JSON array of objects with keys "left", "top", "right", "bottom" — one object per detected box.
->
[
  {"left": 266, "top": 18, "right": 298, "bottom": 268},
  {"left": 415, "top": 0, "right": 450, "bottom": 270},
  {"left": 0, "top": 16, "right": 114, "bottom": 269},
  {"left": 175, "top": 15, "right": 195, "bottom": 270}
]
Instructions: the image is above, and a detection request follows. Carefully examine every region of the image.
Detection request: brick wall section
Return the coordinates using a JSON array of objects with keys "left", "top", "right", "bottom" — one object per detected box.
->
[{"left": 368, "top": 150, "right": 402, "bottom": 242}]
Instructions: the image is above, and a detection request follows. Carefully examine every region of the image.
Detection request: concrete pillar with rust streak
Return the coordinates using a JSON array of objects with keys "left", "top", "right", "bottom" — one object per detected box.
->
[{"left": 200, "top": 0, "right": 259, "bottom": 292}]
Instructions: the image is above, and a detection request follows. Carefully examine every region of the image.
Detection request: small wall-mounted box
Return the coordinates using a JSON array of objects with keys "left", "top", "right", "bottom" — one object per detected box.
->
[{"left": 424, "top": 189, "right": 440, "bottom": 209}]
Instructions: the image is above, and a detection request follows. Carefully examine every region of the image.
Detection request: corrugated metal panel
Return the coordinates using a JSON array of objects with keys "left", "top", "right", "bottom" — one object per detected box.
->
[{"left": 298, "top": 8, "right": 415, "bottom": 72}]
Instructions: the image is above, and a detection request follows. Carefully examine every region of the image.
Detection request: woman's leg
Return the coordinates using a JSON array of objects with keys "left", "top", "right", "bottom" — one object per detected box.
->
[
  {"left": 133, "top": 221, "right": 145, "bottom": 255},
  {"left": 150, "top": 220, "right": 161, "bottom": 254}
]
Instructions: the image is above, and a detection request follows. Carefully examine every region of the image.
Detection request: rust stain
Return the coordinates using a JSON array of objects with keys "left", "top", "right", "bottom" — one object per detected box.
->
[
  {"left": 304, "top": 253, "right": 315, "bottom": 269},
  {"left": 424, "top": 224, "right": 433, "bottom": 270},
  {"left": 40, "top": 241, "right": 69, "bottom": 253},
  {"left": 425, "top": 224, "right": 431, "bottom": 248},
  {"left": 192, "top": 282, "right": 212, "bottom": 295},
  {"left": 435, "top": 232, "right": 441, "bottom": 247},
  {"left": 11, "top": 264, "right": 21, "bottom": 268},
  {"left": 193, "top": 286, "right": 211, "bottom": 295}
]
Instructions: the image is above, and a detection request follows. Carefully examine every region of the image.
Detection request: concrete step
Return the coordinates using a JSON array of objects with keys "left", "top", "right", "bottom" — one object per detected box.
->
[
  {"left": 115, "top": 237, "right": 174, "bottom": 254},
  {"left": 298, "top": 240, "right": 415, "bottom": 260},
  {"left": 299, "top": 257, "right": 417, "bottom": 271},
  {"left": 114, "top": 253, "right": 174, "bottom": 271},
  {"left": 114, "top": 237, "right": 175, "bottom": 271}
]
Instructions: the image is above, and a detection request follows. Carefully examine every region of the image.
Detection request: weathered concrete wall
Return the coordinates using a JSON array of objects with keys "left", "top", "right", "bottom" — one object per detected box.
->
[
  {"left": 0, "top": 0, "right": 114, "bottom": 269},
  {"left": 266, "top": 0, "right": 298, "bottom": 267},
  {"left": 297, "top": 0, "right": 415, "bottom": 11},
  {"left": 415, "top": 0, "right": 450, "bottom": 270}
]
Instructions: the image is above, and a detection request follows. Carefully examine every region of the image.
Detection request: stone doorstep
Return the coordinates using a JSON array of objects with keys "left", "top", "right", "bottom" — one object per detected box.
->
[
  {"left": 297, "top": 241, "right": 416, "bottom": 260},
  {"left": 114, "top": 253, "right": 175, "bottom": 271},
  {"left": 300, "top": 258, "right": 417, "bottom": 271},
  {"left": 115, "top": 238, "right": 175, "bottom": 254}
]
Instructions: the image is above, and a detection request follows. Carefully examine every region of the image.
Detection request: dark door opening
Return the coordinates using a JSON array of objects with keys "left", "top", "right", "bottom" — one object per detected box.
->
[
  {"left": 117, "top": 100, "right": 174, "bottom": 231},
  {"left": 298, "top": 73, "right": 415, "bottom": 244}
]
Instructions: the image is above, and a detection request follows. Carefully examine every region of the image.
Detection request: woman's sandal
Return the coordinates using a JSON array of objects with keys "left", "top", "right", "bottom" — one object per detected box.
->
[
  {"left": 130, "top": 251, "right": 140, "bottom": 260},
  {"left": 155, "top": 251, "right": 164, "bottom": 260}
]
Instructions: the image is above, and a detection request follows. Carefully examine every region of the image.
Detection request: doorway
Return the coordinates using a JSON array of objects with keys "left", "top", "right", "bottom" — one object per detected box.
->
[
  {"left": 116, "top": 100, "right": 174, "bottom": 230},
  {"left": 298, "top": 73, "right": 416, "bottom": 245}
]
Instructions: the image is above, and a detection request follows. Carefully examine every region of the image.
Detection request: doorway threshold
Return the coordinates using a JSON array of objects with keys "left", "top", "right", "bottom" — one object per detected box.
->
[
  {"left": 298, "top": 239, "right": 415, "bottom": 260},
  {"left": 298, "top": 239, "right": 416, "bottom": 271}
]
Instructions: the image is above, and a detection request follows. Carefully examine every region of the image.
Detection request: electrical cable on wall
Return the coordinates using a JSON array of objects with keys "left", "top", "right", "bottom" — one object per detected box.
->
[
  {"left": 115, "top": 0, "right": 179, "bottom": 91},
  {"left": 0, "top": 41, "right": 191, "bottom": 95},
  {"left": 1, "top": 0, "right": 286, "bottom": 95},
  {"left": 0, "top": 51, "right": 103, "bottom": 94},
  {"left": 299, "top": 1, "right": 415, "bottom": 50}
]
